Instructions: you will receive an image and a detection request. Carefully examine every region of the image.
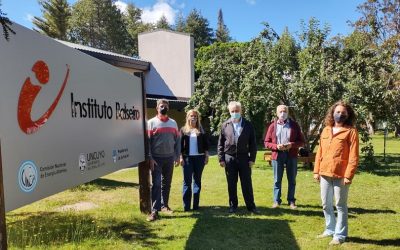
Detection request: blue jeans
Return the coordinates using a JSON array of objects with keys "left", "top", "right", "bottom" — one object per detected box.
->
[
  {"left": 151, "top": 156, "right": 175, "bottom": 212},
  {"left": 272, "top": 152, "right": 297, "bottom": 204},
  {"left": 182, "top": 155, "right": 206, "bottom": 211},
  {"left": 320, "top": 176, "right": 350, "bottom": 242}
]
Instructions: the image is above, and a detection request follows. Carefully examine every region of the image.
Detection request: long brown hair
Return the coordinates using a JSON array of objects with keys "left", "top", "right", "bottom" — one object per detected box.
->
[
  {"left": 182, "top": 109, "right": 203, "bottom": 134},
  {"left": 324, "top": 101, "right": 356, "bottom": 127}
]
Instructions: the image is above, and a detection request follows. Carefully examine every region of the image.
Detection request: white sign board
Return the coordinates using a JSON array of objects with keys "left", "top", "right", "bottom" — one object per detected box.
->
[{"left": 0, "top": 23, "right": 145, "bottom": 212}]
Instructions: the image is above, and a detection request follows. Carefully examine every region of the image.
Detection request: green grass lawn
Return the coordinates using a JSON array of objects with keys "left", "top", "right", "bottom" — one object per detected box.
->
[{"left": 6, "top": 135, "right": 400, "bottom": 249}]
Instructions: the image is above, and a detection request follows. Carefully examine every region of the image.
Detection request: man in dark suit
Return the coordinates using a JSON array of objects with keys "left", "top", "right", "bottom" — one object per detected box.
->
[{"left": 218, "top": 101, "right": 258, "bottom": 214}]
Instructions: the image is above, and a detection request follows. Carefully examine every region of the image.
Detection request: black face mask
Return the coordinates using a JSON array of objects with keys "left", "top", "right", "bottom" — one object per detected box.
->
[
  {"left": 334, "top": 113, "right": 347, "bottom": 123},
  {"left": 160, "top": 106, "right": 168, "bottom": 115}
]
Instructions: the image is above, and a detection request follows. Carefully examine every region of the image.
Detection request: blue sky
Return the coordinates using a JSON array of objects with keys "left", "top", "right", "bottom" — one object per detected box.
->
[{"left": 1, "top": 0, "right": 364, "bottom": 41}]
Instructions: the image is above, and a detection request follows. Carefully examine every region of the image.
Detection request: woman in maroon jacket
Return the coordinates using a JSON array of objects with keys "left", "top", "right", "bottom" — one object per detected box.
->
[{"left": 264, "top": 105, "right": 305, "bottom": 209}]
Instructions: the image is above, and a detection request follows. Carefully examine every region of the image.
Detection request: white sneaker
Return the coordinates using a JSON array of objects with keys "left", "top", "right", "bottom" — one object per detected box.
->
[
  {"left": 329, "top": 239, "right": 343, "bottom": 245},
  {"left": 316, "top": 233, "right": 332, "bottom": 239}
]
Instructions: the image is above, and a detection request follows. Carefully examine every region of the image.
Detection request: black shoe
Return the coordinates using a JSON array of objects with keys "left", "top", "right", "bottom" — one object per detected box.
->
[
  {"left": 228, "top": 207, "right": 237, "bottom": 213},
  {"left": 249, "top": 208, "right": 260, "bottom": 214}
]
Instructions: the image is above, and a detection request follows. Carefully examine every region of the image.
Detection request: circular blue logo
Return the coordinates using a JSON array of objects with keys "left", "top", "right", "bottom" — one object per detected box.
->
[{"left": 18, "top": 161, "right": 38, "bottom": 192}]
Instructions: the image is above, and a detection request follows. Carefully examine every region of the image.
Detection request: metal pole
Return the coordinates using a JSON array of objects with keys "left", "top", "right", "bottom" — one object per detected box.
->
[
  {"left": 0, "top": 140, "right": 8, "bottom": 250},
  {"left": 384, "top": 126, "right": 387, "bottom": 163}
]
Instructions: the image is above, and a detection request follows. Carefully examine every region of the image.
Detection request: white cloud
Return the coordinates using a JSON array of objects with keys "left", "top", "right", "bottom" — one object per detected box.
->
[
  {"left": 25, "top": 14, "right": 34, "bottom": 22},
  {"left": 114, "top": 1, "right": 128, "bottom": 14},
  {"left": 141, "top": 0, "right": 177, "bottom": 25},
  {"left": 246, "top": 0, "right": 256, "bottom": 5}
]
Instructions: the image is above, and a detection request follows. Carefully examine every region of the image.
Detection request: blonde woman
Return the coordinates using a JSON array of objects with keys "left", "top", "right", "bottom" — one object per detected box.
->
[{"left": 180, "top": 110, "right": 209, "bottom": 211}]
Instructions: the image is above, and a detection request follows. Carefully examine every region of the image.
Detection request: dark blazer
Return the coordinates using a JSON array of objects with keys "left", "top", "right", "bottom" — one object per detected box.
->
[
  {"left": 264, "top": 118, "right": 305, "bottom": 160},
  {"left": 180, "top": 128, "right": 209, "bottom": 156},
  {"left": 218, "top": 118, "right": 257, "bottom": 162}
]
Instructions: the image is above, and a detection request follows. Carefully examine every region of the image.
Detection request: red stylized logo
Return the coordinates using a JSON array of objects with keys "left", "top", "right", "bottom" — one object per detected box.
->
[{"left": 17, "top": 60, "right": 70, "bottom": 134}]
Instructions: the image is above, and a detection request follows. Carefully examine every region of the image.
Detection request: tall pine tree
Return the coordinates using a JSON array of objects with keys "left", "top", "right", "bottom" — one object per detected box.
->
[
  {"left": 124, "top": 2, "right": 153, "bottom": 56},
  {"left": 33, "top": 0, "right": 71, "bottom": 40},
  {"left": 183, "top": 9, "right": 214, "bottom": 49},
  {"left": 156, "top": 15, "right": 171, "bottom": 30},
  {"left": 175, "top": 13, "right": 185, "bottom": 32},
  {"left": 215, "top": 9, "right": 231, "bottom": 42},
  {"left": 0, "top": 3, "right": 15, "bottom": 41},
  {"left": 69, "top": 0, "right": 133, "bottom": 55}
]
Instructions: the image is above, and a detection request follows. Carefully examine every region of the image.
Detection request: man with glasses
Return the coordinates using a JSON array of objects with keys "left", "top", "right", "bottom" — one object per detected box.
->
[{"left": 147, "top": 99, "right": 180, "bottom": 221}]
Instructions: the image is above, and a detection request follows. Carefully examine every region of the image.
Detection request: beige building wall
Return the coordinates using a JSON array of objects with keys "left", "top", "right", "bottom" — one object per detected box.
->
[{"left": 138, "top": 30, "right": 194, "bottom": 99}]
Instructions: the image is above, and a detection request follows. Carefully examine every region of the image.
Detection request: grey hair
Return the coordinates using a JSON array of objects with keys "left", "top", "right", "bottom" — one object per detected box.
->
[
  {"left": 228, "top": 101, "right": 242, "bottom": 111},
  {"left": 276, "top": 105, "right": 289, "bottom": 113}
]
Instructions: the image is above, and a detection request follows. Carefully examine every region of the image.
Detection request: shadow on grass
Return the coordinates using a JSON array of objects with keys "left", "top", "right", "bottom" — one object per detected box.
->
[
  {"left": 181, "top": 206, "right": 299, "bottom": 249},
  {"left": 297, "top": 204, "right": 397, "bottom": 214},
  {"left": 348, "top": 237, "right": 400, "bottom": 247},
  {"left": 6, "top": 211, "right": 166, "bottom": 248},
  {"left": 72, "top": 178, "right": 139, "bottom": 191},
  {"left": 360, "top": 154, "right": 400, "bottom": 177}
]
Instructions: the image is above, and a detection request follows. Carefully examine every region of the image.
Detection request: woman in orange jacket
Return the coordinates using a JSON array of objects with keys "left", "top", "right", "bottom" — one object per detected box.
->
[{"left": 313, "top": 101, "right": 359, "bottom": 245}]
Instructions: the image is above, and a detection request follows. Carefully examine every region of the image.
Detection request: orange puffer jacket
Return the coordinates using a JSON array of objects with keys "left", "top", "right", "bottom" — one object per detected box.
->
[{"left": 314, "top": 126, "right": 359, "bottom": 180}]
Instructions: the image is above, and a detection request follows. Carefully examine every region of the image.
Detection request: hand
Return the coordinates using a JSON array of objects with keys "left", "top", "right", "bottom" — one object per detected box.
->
[
  {"left": 174, "top": 159, "right": 180, "bottom": 167},
  {"left": 149, "top": 159, "right": 157, "bottom": 171},
  {"left": 180, "top": 158, "right": 184, "bottom": 167},
  {"left": 344, "top": 177, "right": 352, "bottom": 185},
  {"left": 313, "top": 173, "right": 320, "bottom": 182},
  {"left": 285, "top": 143, "right": 292, "bottom": 150},
  {"left": 219, "top": 161, "right": 226, "bottom": 168},
  {"left": 277, "top": 144, "right": 285, "bottom": 150},
  {"left": 205, "top": 155, "right": 209, "bottom": 165},
  {"left": 249, "top": 161, "right": 255, "bottom": 168}
]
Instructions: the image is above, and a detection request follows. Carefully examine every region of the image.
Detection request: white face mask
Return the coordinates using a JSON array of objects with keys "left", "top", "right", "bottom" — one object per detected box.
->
[{"left": 279, "top": 112, "right": 288, "bottom": 120}]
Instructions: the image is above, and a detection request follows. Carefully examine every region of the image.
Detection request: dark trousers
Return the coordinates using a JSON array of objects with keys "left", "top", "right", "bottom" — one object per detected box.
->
[
  {"left": 182, "top": 155, "right": 206, "bottom": 211},
  {"left": 224, "top": 154, "right": 256, "bottom": 210},
  {"left": 151, "top": 156, "right": 175, "bottom": 212}
]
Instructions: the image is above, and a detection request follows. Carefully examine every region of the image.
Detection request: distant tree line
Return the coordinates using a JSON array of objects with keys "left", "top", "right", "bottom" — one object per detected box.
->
[
  {"left": 23, "top": 0, "right": 229, "bottom": 56},
  {"left": 188, "top": 0, "right": 400, "bottom": 168}
]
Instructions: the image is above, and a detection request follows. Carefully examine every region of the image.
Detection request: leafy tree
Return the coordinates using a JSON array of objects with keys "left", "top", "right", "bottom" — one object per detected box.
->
[
  {"left": 353, "top": 0, "right": 400, "bottom": 61},
  {"left": 0, "top": 4, "right": 15, "bottom": 41},
  {"left": 33, "top": 0, "right": 71, "bottom": 40},
  {"left": 215, "top": 9, "right": 231, "bottom": 43},
  {"left": 182, "top": 9, "right": 214, "bottom": 49},
  {"left": 290, "top": 18, "right": 345, "bottom": 151},
  {"left": 124, "top": 3, "right": 153, "bottom": 56},
  {"left": 189, "top": 42, "right": 248, "bottom": 134},
  {"left": 156, "top": 15, "right": 171, "bottom": 30},
  {"left": 352, "top": 0, "right": 400, "bottom": 136},
  {"left": 69, "top": 0, "right": 133, "bottom": 55}
]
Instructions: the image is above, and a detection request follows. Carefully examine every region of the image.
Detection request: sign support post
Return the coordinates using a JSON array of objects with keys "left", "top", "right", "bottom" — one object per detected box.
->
[
  {"left": 0, "top": 141, "right": 8, "bottom": 250},
  {"left": 137, "top": 73, "right": 151, "bottom": 214}
]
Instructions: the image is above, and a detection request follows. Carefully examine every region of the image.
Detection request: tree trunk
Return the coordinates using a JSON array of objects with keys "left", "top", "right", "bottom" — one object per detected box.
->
[
  {"left": 365, "top": 118, "right": 375, "bottom": 135},
  {"left": 395, "top": 124, "right": 400, "bottom": 137}
]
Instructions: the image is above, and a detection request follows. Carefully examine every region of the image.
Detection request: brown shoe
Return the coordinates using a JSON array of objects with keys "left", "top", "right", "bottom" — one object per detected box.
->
[
  {"left": 289, "top": 202, "right": 297, "bottom": 209},
  {"left": 146, "top": 212, "right": 158, "bottom": 222},
  {"left": 161, "top": 206, "right": 174, "bottom": 214},
  {"left": 272, "top": 202, "right": 280, "bottom": 208}
]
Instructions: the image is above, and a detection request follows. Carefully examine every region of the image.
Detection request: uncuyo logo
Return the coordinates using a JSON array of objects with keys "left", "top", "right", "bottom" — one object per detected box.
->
[{"left": 17, "top": 60, "right": 70, "bottom": 134}]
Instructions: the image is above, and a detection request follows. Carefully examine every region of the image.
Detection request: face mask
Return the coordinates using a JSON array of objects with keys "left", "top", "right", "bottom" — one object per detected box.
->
[
  {"left": 279, "top": 112, "right": 288, "bottom": 120},
  {"left": 160, "top": 106, "right": 168, "bottom": 115},
  {"left": 334, "top": 113, "right": 347, "bottom": 123},
  {"left": 230, "top": 112, "right": 241, "bottom": 119}
]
